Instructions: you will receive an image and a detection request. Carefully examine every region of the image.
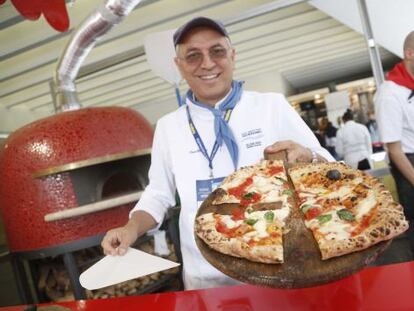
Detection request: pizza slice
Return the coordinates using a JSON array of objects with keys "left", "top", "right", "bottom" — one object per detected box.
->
[
  {"left": 212, "top": 159, "right": 292, "bottom": 206},
  {"left": 195, "top": 204, "right": 290, "bottom": 263},
  {"left": 289, "top": 162, "right": 409, "bottom": 260}
]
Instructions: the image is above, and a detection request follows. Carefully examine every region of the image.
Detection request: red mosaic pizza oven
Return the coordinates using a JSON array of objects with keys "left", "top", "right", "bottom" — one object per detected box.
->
[{"left": 0, "top": 107, "right": 153, "bottom": 252}]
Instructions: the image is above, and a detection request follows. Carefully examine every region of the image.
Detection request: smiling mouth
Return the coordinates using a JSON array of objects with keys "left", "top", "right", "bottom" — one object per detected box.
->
[{"left": 199, "top": 73, "right": 220, "bottom": 80}]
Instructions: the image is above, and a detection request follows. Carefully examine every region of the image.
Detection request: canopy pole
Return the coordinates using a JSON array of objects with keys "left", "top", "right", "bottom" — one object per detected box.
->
[{"left": 357, "top": 0, "right": 385, "bottom": 87}]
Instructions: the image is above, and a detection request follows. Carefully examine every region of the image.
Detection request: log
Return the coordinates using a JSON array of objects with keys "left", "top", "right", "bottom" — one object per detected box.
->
[{"left": 38, "top": 265, "right": 51, "bottom": 290}]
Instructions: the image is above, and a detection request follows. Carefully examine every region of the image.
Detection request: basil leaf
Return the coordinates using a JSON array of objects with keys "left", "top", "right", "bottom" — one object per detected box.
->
[
  {"left": 317, "top": 214, "right": 332, "bottom": 225},
  {"left": 282, "top": 189, "right": 294, "bottom": 196},
  {"left": 300, "top": 204, "right": 312, "bottom": 213},
  {"left": 275, "top": 176, "right": 287, "bottom": 183},
  {"left": 243, "top": 192, "right": 254, "bottom": 199},
  {"left": 264, "top": 211, "right": 274, "bottom": 222},
  {"left": 337, "top": 209, "right": 355, "bottom": 221},
  {"left": 245, "top": 218, "right": 258, "bottom": 226}
]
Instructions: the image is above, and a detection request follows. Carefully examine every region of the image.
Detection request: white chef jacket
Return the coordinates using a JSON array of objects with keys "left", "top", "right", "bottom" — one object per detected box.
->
[
  {"left": 375, "top": 81, "right": 414, "bottom": 153},
  {"left": 131, "top": 90, "right": 334, "bottom": 290},
  {"left": 335, "top": 120, "right": 372, "bottom": 169}
]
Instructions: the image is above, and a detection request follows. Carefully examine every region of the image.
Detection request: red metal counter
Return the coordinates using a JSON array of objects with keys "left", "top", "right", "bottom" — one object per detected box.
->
[{"left": 3, "top": 261, "right": 414, "bottom": 311}]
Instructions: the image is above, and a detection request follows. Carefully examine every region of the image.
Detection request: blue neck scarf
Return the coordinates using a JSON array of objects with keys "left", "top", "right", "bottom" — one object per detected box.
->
[{"left": 186, "top": 80, "right": 244, "bottom": 171}]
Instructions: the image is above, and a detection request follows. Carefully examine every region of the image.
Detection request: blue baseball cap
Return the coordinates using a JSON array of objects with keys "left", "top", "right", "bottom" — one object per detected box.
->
[{"left": 173, "top": 16, "right": 229, "bottom": 47}]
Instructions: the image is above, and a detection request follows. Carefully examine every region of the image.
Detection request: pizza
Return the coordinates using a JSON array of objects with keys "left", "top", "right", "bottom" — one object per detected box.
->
[
  {"left": 195, "top": 160, "right": 408, "bottom": 264},
  {"left": 195, "top": 160, "right": 292, "bottom": 264},
  {"left": 195, "top": 209, "right": 285, "bottom": 263},
  {"left": 212, "top": 159, "right": 292, "bottom": 206},
  {"left": 288, "top": 162, "right": 408, "bottom": 259}
]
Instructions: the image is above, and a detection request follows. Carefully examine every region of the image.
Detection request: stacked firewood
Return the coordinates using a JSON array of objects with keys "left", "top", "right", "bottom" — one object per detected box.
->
[
  {"left": 37, "top": 262, "right": 74, "bottom": 302},
  {"left": 37, "top": 236, "right": 180, "bottom": 301}
]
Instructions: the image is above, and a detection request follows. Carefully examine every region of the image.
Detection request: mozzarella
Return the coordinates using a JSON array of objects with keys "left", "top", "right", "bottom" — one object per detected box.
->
[
  {"left": 305, "top": 217, "right": 320, "bottom": 229},
  {"left": 250, "top": 175, "right": 286, "bottom": 194},
  {"left": 306, "top": 210, "right": 352, "bottom": 240},
  {"left": 299, "top": 192, "right": 317, "bottom": 199},
  {"left": 319, "top": 221, "right": 352, "bottom": 240},
  {"left": 303, "top": 187, "right": 327, "bottom": 195},
  {"left": 262, "top": 189, "right": 283, "bottom": 202},
  {"left": 352, "top": 177, "right": 364, "bottom": 185},
  {"left": 245, "top": 210, "right": 268, "bottom": 220},
  {"left": 246, "top": 208, "right": 290, "bottom": 225},
  {"left": 299, "top": 197, "right": 324, "bottom": 213},
  {"left": 242, "top": 219, "right": 269, "bottom": 241},
  {"left": 241, "top": 207, "right": 290, "bottom": 241},
  {"left": 220, "top": 215, "right": 242, "bottom": 229},
  {"left": 248, "top": 175, "right": 290, "bottom": 203},
  {"left": 252, "top": 175, "right": 274, "bottom": 191},
  {"left": 273, "top": 205, "right": 290, "bottom": 223},
  {"left": 242, "top": 232, "right": 256, "bottom": 241},
  {"left": 322, "top": 185, "right": 353, "bottom": 199},
  {"left": 253, "top": 219, "right": 269, "bottom": 238},
  {"left": 355, "top": 191, "right": 376, "bottom": 220},
  {"left": 300, "top": 197, "right": 317, "bottom": 207}
]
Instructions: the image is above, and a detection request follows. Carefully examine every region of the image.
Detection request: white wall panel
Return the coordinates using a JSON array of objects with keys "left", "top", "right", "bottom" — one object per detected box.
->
[{"left": 310, "top": 0, "right": 412, "bottom": 58}]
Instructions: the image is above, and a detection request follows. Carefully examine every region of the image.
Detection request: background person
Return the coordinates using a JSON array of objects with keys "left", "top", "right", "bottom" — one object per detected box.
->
[
  {"left": 335, "top": 109, "right": 372, "bottom": 170},
  {"left": 365, "top": 111, "right": 384, "bottom": 153},
  {"left": 375, "top": 30, "right": 414, "bottom": 222},
  {"left": 324, "top": 121, "right": 339, "bottom": 160},
  {"left": 101, "top": 16, "right": 333, "bottom": 290}
]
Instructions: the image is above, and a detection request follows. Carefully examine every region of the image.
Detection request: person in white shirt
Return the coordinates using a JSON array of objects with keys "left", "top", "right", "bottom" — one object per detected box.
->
[
  {"left": 335, "top": 109, "right": 372, "bottom": 170},
  {"left": 375, "top": 30, "right": 414, "bottom": 220},
  {"left": 324, "top": 121, "right": 339, "bottom": 159},
  {"left": 101, "top": 16, "right": 333, "bottom": 290}
]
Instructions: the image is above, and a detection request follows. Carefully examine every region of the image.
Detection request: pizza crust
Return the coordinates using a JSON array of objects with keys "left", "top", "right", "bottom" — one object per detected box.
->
[
  {"left": 321, "top": 194, "right": 408, "bottom": 259},
  {"left": 290, "top": 162, "right": 409, "bottom": 260},
  {"left": 212, "top": 188, "right": 239, "bottom": 205},
  {"left": 195, "top": 213, "right": 283, "bottom": 264}
]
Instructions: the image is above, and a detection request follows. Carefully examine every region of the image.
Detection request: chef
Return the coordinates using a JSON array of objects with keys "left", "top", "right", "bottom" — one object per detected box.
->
[{"left": 101, "top": 16, "right": 333, "bottom": 290}]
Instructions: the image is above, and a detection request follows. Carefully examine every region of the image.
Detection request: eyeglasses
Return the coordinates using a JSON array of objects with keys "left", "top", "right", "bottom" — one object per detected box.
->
[{"left": 179, "top": 45, "right": 230, "bottom": 66}]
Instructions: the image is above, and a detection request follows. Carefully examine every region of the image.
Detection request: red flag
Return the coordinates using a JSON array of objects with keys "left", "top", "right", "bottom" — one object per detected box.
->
[{"left": 2, "top": 0, "right": 69, "bottom": 32}]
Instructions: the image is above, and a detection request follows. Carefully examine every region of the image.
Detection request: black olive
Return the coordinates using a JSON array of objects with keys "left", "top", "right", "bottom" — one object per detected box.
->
[{"left": 326, "top": 169, "right": 341, "bottom": 180}]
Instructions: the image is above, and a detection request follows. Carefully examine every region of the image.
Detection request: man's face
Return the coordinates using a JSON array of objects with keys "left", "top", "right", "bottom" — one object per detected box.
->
[
  {"left": 405, "top": 47, "right": 414, "bottom": 77},
  {"left": 174, "top": 27, "right": 235, "bottom": 106}
]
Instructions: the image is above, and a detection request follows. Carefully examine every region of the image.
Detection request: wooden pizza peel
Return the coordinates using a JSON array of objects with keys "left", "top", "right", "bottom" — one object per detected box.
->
[{"left": 194, "top": 152, "right": 391, "bottom": 288}]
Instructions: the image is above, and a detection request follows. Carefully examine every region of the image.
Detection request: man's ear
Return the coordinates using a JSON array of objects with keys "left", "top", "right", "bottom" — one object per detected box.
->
[
  {"left": 405, "top": 48, "right": 414, "bottom": 60},
  {"left": 174, "top": 57, "right": 182, "bottom": 70},
  {"left": 174, "top": 57, "right": 185, "bottom": 75},
  {"left": 230, "top": 48, "right": 236, "bottom": 70},
  {"left": 230, "top": 48, "right": 236, "bottom": 62}
]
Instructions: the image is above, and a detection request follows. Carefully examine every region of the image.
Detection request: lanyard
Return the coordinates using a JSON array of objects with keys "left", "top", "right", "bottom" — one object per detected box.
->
[{"left": 186, "top": 105, "right": 234, "bottom": 178}]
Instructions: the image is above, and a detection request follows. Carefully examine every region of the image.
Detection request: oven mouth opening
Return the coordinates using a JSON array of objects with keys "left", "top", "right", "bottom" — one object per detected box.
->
[{"left": 99, "top": 169, "right": 147, "bottom": 200}]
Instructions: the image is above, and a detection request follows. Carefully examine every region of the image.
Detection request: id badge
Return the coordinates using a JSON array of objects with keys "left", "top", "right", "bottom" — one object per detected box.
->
[{"left": 196, "top": 177, "right": 225, "bottom": 207}]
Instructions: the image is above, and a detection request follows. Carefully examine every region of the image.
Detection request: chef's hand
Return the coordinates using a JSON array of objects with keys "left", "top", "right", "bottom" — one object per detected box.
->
[
  {"left": 264, "top": 140, "right": 315, "bottom": 163},
  {"left": 101, "top": 222, "right": 139, "bottom": 256},
  {"left": 101, "top": 211, "right": 157, "bottom": 256}
]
